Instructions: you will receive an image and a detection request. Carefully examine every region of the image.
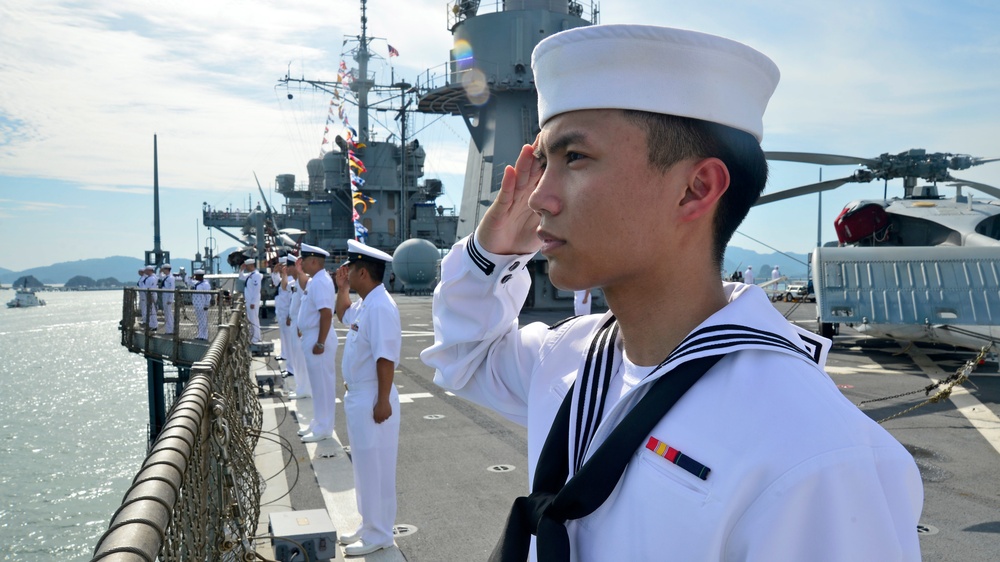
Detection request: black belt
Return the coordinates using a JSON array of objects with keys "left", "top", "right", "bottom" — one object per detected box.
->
[{"left": 490, "top": 354, "right": 722, "bottom": 561}]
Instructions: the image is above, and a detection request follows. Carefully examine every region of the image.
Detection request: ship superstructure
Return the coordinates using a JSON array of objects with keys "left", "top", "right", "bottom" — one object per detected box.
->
[
  {"left": 203, "top": 0, "right": 458, "bottom": 264},
  {"left": 415, "top": 0, "right": 603, "bottom": 308}
]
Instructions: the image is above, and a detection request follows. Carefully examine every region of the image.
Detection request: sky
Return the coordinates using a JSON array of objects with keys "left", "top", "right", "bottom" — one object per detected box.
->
[{"left": 2, "top": 0, "right": 999, "bottom": 272}]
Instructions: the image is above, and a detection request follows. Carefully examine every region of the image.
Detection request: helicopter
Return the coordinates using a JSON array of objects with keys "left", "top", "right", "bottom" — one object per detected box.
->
[{"left": 756, "top": 148, "right": 1000, "bottom": 351}]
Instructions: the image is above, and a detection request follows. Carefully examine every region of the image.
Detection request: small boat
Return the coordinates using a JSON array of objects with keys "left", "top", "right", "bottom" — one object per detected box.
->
[{"left": 6, "top": 287, "right": 46, "bottom": 308}]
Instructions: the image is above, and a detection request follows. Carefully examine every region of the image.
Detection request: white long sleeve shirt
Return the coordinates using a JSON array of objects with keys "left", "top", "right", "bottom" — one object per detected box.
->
[{"left": 421, "top": 235, "right": 923, "bottom": 562}]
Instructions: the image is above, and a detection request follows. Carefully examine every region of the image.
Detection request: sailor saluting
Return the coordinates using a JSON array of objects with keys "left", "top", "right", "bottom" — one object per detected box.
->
[{"left": 421, "top": 24, "right": 922, "bottom": 561}]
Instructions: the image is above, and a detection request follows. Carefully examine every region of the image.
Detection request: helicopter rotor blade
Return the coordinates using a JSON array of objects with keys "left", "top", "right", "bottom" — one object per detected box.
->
[
  {"left": 765, "top": 151, "right": 878, "bottom": 167},
  {"left": 755, "top": 177, "right": 854, "bottom": 206},
  {"left": 948, "top": 178, "right": 1000, "bottom": 200}
]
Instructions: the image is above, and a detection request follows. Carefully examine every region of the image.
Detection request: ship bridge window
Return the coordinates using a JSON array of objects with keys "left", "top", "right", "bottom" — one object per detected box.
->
[{"left": 975, "top": 215, "right": 1000, "bottom": 241}]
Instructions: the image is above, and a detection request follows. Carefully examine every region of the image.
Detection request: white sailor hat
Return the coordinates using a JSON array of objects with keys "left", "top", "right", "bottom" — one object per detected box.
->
[
  {"left": 286, "top": 254, "right": 298, "bottom": 263},
  {"left": 300, "top": 243, "right": 330, "bottom": 259},
  {"left": 531, "top": 24, "right": 780, "bottom": 142},
  {"left": 160, "top": 263, "right": 172, "bottom": 269},
  {"left": 346, "top": 239, "right": 393, "bottom": 264},
  {"left": 278, "top": 255, "right": 289, "bottom": 264},
  {"left": 144, "top": 264, "right": 155, "bottom": 271},
  {"left": 193, "top": 269, "right": 205, "bottom": 275}
]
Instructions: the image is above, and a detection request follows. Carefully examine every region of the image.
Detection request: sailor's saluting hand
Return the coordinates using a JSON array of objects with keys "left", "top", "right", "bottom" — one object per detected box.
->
[
  {"left": 476, "top": 140, "right": 544, "bottom": 255},
  {"left": 335, "top": 265, "right": 350, "bottom": 291}
]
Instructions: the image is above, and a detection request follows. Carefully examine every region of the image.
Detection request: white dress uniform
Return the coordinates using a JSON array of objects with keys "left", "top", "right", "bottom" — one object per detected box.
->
[
  {"left": 297, "top": 268, "right": 337, "bottom": 437},
  {"left": 274, "top": 270, "right": 291, "bottom": 362},
  {"left": 137, "top": 273, "right": 148, "bottom": 326},
  {"left": 241, "top": 268, "right": 263, "bottom": 343},
  {"left": 141, "top": 272, "right": 159, "bottom": 330},
  {"left": 743, "top": 266, "right": 755, "bottom": 285},
  {"left": 191, "top": 276, "right": 212, "bottom": 340},
  {"left": 288, "top": 276, "right": 311, "bottom": 397},
  {"left": 421, "top": 236, "right": 923, "bottom": 562},
  {"left": 572, "top": 290, "right": 591, "bottom": 316},
  {"left": 161, "top": 270, "right": 176, "bottom": 334},
  {"left": 341, "top": 284, "right": 401, "bottom": 547}
]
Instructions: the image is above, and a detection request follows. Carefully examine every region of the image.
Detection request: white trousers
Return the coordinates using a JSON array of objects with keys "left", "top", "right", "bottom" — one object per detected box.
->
[
  {"left": 246, "top": 303, "right": 261, "bottom": 343},
  {"left": 300, "top": 328, "right": 335, "bottom": 436},
  {"left": 195, "top": 307, "right": 209, "bottom": 340},
  {"left": 280, "top": 319, "right": 311, "bottom": 396},
  {"left": 344, "top": 384, "right": 400, "bottom": 546},
  {"left": 147, "top": 293, "right": 158, "bottom": 329},
  {"left": 162, "top": 298, "right": 174, "bottom": 334}
]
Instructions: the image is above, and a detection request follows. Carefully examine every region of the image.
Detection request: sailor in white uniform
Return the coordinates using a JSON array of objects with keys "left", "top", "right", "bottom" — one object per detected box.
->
[
  {"left": 286, "top": 255, "right": 311, "bottom": 399},
  {"left": 190, "top": 269, "right": 211, "bottom": 340},
  {"left": 334, "top": 239, "right": 401, "bottom": 557},
  {"left": 743, "top": 265, "right": 755, "bottom": 285},
  {"left": 159, "top": 263, "right": 176, "bottom": 334},
  {"left": 240, "top": 256, "right": 263, "bottom": 343},
  {"left": 297, "top": 244, "right": 337, "bottom": 442},
  {"left": 141, "top": 264, "right": 159, "bottom": 330},
  {"left": 273, "top": 257, "right": 292, "bottom": 366},
  {"left": 421, "top": 25, "right": 922, "bottom": 562},
  {"left": 137, "top": 267, "right": 149, "bottom": 326}
]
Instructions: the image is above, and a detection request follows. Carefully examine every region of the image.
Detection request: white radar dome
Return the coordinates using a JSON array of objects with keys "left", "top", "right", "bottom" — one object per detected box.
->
[{"left": 392, "top": 238, "right": 440, "bottom": 292}]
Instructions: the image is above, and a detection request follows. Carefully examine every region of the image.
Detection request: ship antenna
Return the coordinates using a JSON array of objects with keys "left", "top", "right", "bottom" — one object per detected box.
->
[{"left": 356, "top": 0, "right": 371, "bottom": 145}]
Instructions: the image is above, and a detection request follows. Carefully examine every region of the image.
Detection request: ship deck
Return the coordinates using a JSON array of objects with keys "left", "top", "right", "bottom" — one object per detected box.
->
[{"left": 250, "top": 296, "right": 1000, "bottom": 561}]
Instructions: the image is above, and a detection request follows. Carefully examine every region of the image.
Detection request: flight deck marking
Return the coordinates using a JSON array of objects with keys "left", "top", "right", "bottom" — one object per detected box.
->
[
  {"left": 399, "top": 392, "right": 434, "bottom": 404},
  {"left": 487, "top": 464, "right": 516, "bottom": 473},
  {"left": 906, "top": 345, "right": 1000, "bottom": 457},
  {"left": 423, "top": 414, "right": 445, "bottom": 420},
  {"left": 825, "top": 365, "right": 897, "bottom": 376},
  {"left": 393, "top": 524, "right": 418, "bottom": 537}
]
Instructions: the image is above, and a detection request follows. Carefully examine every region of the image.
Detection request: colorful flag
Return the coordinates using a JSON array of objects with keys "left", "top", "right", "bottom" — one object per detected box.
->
[{"left": 388, "top": 44, "right": 400, "bottom": 57}]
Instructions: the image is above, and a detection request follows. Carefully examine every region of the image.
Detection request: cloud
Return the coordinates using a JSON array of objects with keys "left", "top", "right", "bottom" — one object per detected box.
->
[
  {"left": 79, "top": 185, "right": 151, "bottom": 195},
  {"left": 0, "top": 198, "right": 80, "bottom": 213}
]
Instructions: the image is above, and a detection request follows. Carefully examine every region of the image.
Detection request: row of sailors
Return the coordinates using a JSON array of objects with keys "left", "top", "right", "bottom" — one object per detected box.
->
[{"left": 136, "top": 264, "right": 211, "bottom": 339}]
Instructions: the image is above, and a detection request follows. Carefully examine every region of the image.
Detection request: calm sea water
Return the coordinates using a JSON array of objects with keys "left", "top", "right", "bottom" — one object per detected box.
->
[{"left": 0, "top": 290, "right": 148, "bottom": 560}]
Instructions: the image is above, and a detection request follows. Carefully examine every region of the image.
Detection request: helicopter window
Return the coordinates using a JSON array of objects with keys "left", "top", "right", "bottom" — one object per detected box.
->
[
  {"left": 975, "top": 215, "right": 1000, "bottom": 241},
  {"left": 892, "top": 215, "right": 956, "bottom": 247}
]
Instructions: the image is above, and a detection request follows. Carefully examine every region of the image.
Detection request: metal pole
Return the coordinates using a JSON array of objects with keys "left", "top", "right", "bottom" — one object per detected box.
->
[{"left": 153, "top": 135, "right": 162, "bottom": 264}]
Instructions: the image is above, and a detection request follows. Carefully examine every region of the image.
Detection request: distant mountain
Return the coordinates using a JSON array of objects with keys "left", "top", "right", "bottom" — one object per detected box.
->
[
  {"left": 0, "top": 248, "right": 242, "bottom": 285},
  {"left": 2, "top": 245, "right": 810, "bottom": 285},
  {"left": 722, "top": 246, "right": 811, "bottom": 281}
]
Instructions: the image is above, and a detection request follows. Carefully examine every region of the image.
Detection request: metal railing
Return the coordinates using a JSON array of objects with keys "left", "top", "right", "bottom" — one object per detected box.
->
[
  {"left": 122, "top": 287, "right": 233, "bottom": 360},
  {"left": 93, "top": 308, "right": 263, "bottom": 561}
]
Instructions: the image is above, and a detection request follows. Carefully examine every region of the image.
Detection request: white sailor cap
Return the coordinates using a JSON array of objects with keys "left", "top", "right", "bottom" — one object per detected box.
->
[
  {"left": 193, "top": 269, "right": 205, "bottom": 275},
  {"left": 300, "top": 243, "right": 330, "bottom": 259},
  {"left": 531, "top": 25, "right": 780, "bottom": 142},
  {"left": 345, "top": 239, "right": 393, "bottom": 264},
  {"left": 160, "top": 263, "right": 172, "bottom": 269},
  {"left": 278, "top": 255, "right": 289, "bottom": 264},
  {"left": 285, "top": 254, "right": 298, "bottom": 264},
  {"left": 144, "top": 264, "right": 155, "bottom": 271}
]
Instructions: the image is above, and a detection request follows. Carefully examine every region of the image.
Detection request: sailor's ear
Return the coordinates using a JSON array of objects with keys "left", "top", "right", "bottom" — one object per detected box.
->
[{"left": 677, "top": 157, "right": 729, "bottom": 223}]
